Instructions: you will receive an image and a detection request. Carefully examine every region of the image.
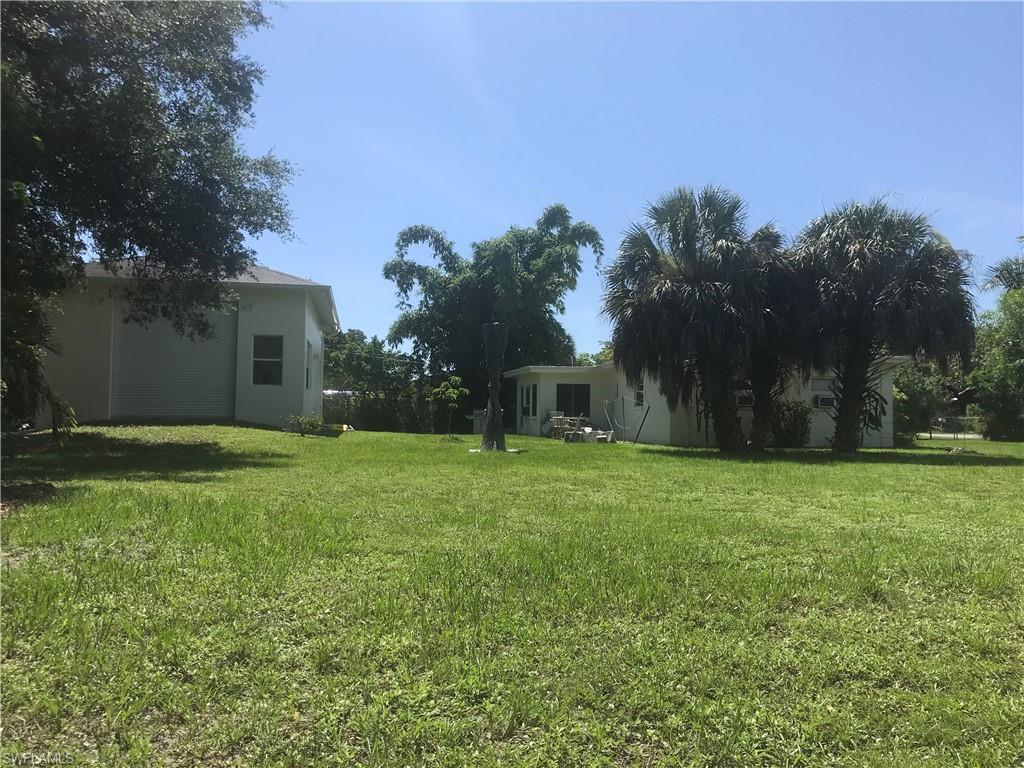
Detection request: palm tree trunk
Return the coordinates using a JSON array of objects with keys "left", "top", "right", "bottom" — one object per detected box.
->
[
  {"left": 705, "top": 366, "right": 745, "bottom": 451},
  {"left": 832, "top": 346, "right": 871, "bottom": 453},
  {"left": 749, "top": 352, "right": 779, "bottom": 451}
]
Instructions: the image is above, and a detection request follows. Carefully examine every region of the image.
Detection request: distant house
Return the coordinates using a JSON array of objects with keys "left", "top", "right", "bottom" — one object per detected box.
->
[
  {"left": 43, "top": 263, "right": 339, "bottom": 428},
  {"left": 504, "top": 360, "right": 905, "bottom": 448}
]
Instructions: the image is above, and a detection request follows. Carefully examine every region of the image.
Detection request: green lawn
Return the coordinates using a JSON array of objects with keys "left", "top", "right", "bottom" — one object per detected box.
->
[{"left": 2, "top": 427, "right": 1023, "bottom": 767}]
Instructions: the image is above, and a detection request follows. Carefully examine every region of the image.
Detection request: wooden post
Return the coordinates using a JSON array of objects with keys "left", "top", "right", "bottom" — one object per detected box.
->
[{"left": 480, "top": 321, "right": 508, "bottom": 451}]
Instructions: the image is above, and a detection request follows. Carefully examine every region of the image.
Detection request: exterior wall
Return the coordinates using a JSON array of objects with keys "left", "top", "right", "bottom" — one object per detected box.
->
[
  {"left": 514, "top": 372, "right": 543, "bottom": 436},
  {"left": 301, "top": 295, "right": 326, "bottom": 418},
  {"left": 109, "top": 300, "right": 237, "bottom": 420},
  {"left": 44, "top": 281, "right": 332, "bottom": 429},
  {"left": 233, "top": 286, "right": 308, "bottom": 427},
  {"left": 43, "top": 282, "right": 114, "bottom": 423},
  {"left": 773, "top": 370, "right": 895, "bottom": 448},
  {"left": 507, "top": 363, "right": 900, "bottom": 449},
  {"left": 609, "top": 370, "right": 674, "bottom": 444}
]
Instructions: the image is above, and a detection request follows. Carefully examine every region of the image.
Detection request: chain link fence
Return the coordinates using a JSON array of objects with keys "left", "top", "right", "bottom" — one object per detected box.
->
[{"left": 918, "top": 415, "right": 985, "bottom": 440}]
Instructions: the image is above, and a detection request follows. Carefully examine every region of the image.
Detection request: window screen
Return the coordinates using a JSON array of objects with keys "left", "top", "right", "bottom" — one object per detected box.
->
[
  {"left": 253, "top": 335, "right": 283, "bottom": 386},
  {"left": 531, "top": 383, "right": 537, "bottom": 417}
]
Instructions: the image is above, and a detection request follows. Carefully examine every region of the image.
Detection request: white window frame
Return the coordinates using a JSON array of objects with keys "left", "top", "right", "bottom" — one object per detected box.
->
[{"left": 252, "top": 335, "right": 284, "bottom": 387}]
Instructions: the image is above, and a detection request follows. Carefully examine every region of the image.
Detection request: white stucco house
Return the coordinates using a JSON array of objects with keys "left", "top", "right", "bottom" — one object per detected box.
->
[
  {"left": 505, "top": 360, "right": 904, "bottom": 448},
  {"left": 43, "top": 263, "right": 339, "bottom": 428}
]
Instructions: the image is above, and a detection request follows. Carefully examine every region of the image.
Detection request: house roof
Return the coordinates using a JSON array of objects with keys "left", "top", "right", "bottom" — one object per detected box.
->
[
  {"left": 503, "top": 362, "right": 616, "bottom": 377},
  {"left": 83, "top": 261, "right": 339, "bottom": 332},
  {"left": 83, "top": 262, "right": 325, "bottom": 286}
]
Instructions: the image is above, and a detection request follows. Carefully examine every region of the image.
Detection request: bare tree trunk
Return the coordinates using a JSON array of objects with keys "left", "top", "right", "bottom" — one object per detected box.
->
[{"left": 480, "top": 321, "right": 508, "bottom": 451}]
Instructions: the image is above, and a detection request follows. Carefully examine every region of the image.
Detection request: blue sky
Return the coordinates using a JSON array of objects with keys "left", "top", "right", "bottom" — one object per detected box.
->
[{"left": 241, "top": 2, "right": 1023, "bottom": 355}]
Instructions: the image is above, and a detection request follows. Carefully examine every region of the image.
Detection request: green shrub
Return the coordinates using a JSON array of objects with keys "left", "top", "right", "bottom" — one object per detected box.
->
[
  {"left": 770, "top": 400, "right": 811, "bottom": 448},
  {"left": 286, "top": 413, "right": 325, "bottom": 437}
]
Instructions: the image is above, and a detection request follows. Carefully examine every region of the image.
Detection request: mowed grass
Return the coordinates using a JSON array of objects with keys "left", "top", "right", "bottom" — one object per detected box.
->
[{"left": 2, "top": 427, "right": 1023, "bottom": 767}]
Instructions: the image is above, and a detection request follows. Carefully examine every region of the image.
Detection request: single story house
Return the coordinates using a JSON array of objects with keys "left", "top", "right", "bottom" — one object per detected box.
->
[
  {"left": 43, "top": 263, "right": 339, "bottom": 428},
  {"left": 504, "top": 360, "right": 904, "bottom": 448}
]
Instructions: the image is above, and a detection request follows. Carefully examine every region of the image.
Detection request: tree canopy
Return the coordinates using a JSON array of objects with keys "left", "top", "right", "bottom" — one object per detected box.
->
[
  {"left": 575, "top": 342, "right": 614, "bottom": 367},
  {"left": 1, "top": 1, "right": 292, "bottom": 431},
  {"left": 970, "top": 284, "right": 1024, "bottom": 439},
  {"left": 383, "top": 205, "right": 603, "bottom": 405}
]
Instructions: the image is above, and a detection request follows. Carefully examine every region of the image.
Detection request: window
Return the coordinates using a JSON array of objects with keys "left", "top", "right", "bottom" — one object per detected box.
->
[
  {"left": 253, "top": 335, "right": 283, "bottom": 386},
  {"left": 635, "top": 379, "right": 645, "bottom": 407},
  {"left": 521, "top": 386, "right": 528, "bottom": 417},
  {"left": 531, "top": 383, "right": 537, "bottom": 417},
  {"left": 556, "top": 383, "right": 590, "bottom": 417},
  {"left": 305, "top": 341, "right": 313, "bottom": 390},
  {"left": 814, "top": 394, "right": 837, "bottom": 409},
  {"left": 736, "top": 392, "right": 754, "bottom": 408}
]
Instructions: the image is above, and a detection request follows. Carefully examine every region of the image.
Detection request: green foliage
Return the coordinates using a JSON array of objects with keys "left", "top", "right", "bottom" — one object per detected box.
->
[
  {"left": 3, "top": 425, "right": 1024, "bottom": 764},
  {"left": 574, "top": 341, "right": 613, "bottom": 367},
  {"left": 286, "top": 413, "right": 325, "bottom": 437},
  {"left": 324, "top": 329, "right": 416, "bottom": 395},
  {"left": 430, "top": 375, "right": 470, "bottom": 436},
  {"left": 795, "top": 200, "right": 974, "bottom": 452},
  {"left": 982, "top": 253, "right": 1024, "bottom": 292},
  {"left": 769, "top": 400, "right": 812, "bottom": 448},
  {"left": 322, "top": 329, "right": 437, "bottom": 433},
  {"left": 1, "top": 1, "right": 292, "bottom": 432},
  {"left": 383, "top": 206, "right": 603, "bottom": 408},
  {"left": 892, "top": 360, "right": 963, "bottom": 444},
  {"left": 970, "top": 288, "right": 1024, "bottom": 440}
]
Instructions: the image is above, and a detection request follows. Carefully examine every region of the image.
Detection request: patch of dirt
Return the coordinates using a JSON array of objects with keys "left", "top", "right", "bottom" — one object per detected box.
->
[{"left": 1, "top": 482, "right": 58, "bottom": 517}]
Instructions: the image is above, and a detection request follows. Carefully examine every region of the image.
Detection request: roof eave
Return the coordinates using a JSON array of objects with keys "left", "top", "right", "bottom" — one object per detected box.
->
[{"left": 503, "top": 362, "right": 615, "bottom": 377}]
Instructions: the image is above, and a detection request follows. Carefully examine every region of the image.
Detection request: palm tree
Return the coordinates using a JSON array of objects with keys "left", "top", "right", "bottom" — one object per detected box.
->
[
  {"left": 795, "top": 200, "right": 974, "bottom": 453},
  {"left": 982, "top": 248, "right": 1024, "bottom": 292},
  {"left": 603, "top": 186, "right": 764, "bottom": 452},
  {"left": 741, "top": 226, "right": 824, "bottom": 450}
]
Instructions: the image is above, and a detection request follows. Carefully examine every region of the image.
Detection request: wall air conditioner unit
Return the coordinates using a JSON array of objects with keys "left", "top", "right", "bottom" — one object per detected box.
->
[
  {"left": 736, "top": 393, "right": 754, "bottom": 408},
  {"left": 814, "top": 395, "right": 837, "bottom": 409}
]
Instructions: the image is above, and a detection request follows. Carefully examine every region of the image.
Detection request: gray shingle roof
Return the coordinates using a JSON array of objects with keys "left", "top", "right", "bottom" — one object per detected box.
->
[{"left": 83, "top": 262, "right": 325, "bottom": 286}]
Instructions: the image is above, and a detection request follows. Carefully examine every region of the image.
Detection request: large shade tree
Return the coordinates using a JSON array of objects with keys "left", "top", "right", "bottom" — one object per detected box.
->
[
  {"left": 1, "top": 1, "right": 292, "bottom": 433},
  {"left": 603, "top": 186, "right": 776, "bottom": 451},
  {"left": 795, "top": 200, "right": 974, "bottom": 453},
  {"left": 383, "top": 206, "right": 603, "bottom": 408}
]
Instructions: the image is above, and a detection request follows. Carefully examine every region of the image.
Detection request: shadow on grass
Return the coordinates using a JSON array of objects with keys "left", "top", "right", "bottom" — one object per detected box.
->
[
  {"left": 3, "top": 430, "right": 291, "bottom": 484},
  {"left": 638, "top": 445, "right": 1024, "bottom": 467}
]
